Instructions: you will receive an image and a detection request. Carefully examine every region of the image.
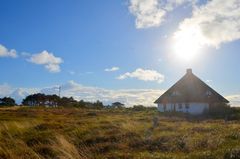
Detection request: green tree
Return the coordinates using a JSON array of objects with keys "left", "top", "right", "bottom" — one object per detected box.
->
[
  {"left": 78, "top": 100, "right": 86, "bottom": 107},
  {"left": 93, "top": 100, "right": 104, "bottom": 108},
  {"left": 0, "top": 97, "right": 16, "bottom": 106}
]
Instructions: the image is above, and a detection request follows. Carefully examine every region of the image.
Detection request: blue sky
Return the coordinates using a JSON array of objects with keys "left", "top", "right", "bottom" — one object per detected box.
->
[{"left": 0, "top": 0, "right": 240, "bottom": 106}]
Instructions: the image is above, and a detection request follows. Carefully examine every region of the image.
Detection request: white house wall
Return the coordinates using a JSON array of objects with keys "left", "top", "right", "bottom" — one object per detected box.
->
[{"left": 157, "top": 103, "right": 209, "bottom": 115}]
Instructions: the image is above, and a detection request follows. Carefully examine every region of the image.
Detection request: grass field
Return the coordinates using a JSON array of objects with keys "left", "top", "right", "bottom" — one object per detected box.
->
[{"left": 1, "top": 107, "right": 240, "bottom": 159}]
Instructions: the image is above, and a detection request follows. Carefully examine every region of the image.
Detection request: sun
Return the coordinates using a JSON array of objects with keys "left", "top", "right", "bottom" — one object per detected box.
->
[{"left": 172, "top": 26, "right": 203, "bottom": 61}]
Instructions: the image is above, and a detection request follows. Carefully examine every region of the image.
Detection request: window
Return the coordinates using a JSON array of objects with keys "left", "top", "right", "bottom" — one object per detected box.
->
[
  {"left": 185, "top": 103, "right": 189, "bottom": 109},
  {"left": 173, "top": 103, "right": 176, "bottom": 111},
  {"left": 206, "top": 91, "right": 212, "bottom": 96},
  {"left": 163, "top": 103, "right": 166, "bottom": 111},
  {"left": 178, "top": 103, "right": 182, "bottom": 109},
  {"left": 172, "top": 91, "right": 179, "bottom": 96}
]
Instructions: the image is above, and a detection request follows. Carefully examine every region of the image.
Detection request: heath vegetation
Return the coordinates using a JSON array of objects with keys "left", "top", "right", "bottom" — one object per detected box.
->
[{"left": 1, "top": 106, "right": 240, "bottom": 159}]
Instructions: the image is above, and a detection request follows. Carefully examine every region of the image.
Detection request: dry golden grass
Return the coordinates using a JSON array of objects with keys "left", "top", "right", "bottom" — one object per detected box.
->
[{"left": 0, "top": 107, "right": 240, "bottom": 159}]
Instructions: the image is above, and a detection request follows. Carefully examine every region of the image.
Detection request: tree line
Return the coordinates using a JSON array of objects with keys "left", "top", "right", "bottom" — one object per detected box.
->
[
  {"left": 0, "top": 93, "right": 125, "bottom": 108},
  {"left": 21, "top": 93, "right": 105, "bottom": 108}
]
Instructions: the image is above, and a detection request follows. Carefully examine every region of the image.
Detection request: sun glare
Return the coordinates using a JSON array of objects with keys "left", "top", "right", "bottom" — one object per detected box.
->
[{"left": 172, "top": 26, "right": 203, "bottom": 61}]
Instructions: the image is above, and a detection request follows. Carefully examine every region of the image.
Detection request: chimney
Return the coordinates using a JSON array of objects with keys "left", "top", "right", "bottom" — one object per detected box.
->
[{"left": 186, "top": 68, "right": 192, "bottom": 74}]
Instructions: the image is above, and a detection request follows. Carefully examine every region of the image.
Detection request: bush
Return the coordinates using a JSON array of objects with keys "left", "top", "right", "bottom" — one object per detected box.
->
[
  {"left": 131, "top": 105, "right": 157, "bottom": 111},
  {"left": 206, "top": 103, "right": 234, "bottom": 119}
]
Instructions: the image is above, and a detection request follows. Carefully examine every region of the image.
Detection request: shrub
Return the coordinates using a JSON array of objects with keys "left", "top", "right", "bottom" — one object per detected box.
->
[
  {"left": 206, "top": 103, "right": 234, "bottom": 119},
  {"left": 132, "top": 105, "right": 146, "bottom": 111}
]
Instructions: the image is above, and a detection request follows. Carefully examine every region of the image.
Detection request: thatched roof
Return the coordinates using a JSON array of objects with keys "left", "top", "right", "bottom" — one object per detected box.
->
[{"left": 154, "top": 69, "right": 229, "bottom": 104}]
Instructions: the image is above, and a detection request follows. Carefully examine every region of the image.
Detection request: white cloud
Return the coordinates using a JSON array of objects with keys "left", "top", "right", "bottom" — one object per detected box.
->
[
  {"left": 0, "top": 84, "right": 38, "bottom": 104},
  {"left": 28, "top": 50, "right": 63, "bottom": 73},
  {"left": 10, "top": 88, "right": 37, "bottom": 104},
  {"left": 164, "top": 0, "right": 194, "bottom": 11},
  {"left": 128, "top": 0, "right": 193, "bottom": 28},
  {"left": 117, "top": 68, "right": 164, "bottom": 83},
  {"left": 226, "top": 95, "right": 240, "bottom": 107},
  {"left": 0, "top": 45, "right": 63, "bottom": 73},
  {"left": 0, "top": 81, "right": 164, "bottom": 106},
  {"left": 104, "top": 67, "right": 120, "bottom": 72},
  {"left": 129, "top": 0, "right": 240, "bottom": 48},
  {"left": 41, "top": 80, "right": 165, "bottom": 106},
  {"left": 45, "top": 64, "right": 61, "bottom": 73},
  {"left": 0, "top": 44, "right": 17, "bottom": 58},
  {"left": 0, "top": 84, "right": 13, "bottom": 97},
  {"left": 173, "top": 0, "right": 240, "bottom": 48},
  {"left": 129, "top": 0, "right": 166, "bottom": 28}
]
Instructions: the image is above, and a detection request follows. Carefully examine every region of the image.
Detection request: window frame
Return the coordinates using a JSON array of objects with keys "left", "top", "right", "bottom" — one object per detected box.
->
[
  {"left": 185, "top": 103, "right": 189, "bottom": 109},
  {"left": 178, "top": 103, "right": 182, "bottom": 109}
]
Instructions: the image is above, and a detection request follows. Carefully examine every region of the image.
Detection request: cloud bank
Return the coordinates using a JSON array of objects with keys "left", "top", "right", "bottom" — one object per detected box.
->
[
  {"left": 174, "top": 0, "right": 240, "bottom": 48},
  {"left": 0, "top": 84, "right": 13, "bottom": 97},
  {"left": 42, "top": 80, "right": 164, "bottom": 106},
  {"left": 129, "top": 0, "right": 240, "bottom": 48},
  {"left": 0, "top": 81, "right": 164, "bottom": 107},
  {"left": 226, "top": 95, "right": 240, "bottom": 107},
  {"left": 117, "top": 68, "right": 164, "bottom": 83}
]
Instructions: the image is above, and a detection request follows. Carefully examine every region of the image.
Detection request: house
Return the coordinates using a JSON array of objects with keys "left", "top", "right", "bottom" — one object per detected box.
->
[{"left": 154, "top": 69, "right": 229, "bottom": 115}]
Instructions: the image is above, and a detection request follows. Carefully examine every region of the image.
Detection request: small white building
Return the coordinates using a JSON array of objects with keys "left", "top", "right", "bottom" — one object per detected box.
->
[{"left": 154, "top": 69, "right": 229, "bottom": 115}]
